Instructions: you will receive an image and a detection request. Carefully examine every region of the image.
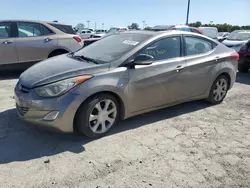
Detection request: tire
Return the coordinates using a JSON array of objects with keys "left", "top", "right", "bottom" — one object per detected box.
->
[
  {"left": 207, "top": 75, "right": 229, "bottom": 104},
  {"left": 238, "top": 64, "right": 249, "bottom": 73},
  {"left": 75, "top": 93, "right": 120, "bottom": 138}
]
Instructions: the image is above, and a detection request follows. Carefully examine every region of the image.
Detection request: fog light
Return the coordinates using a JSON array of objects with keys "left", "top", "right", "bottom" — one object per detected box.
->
[{"left": 43, "top": 111, "right": 59, "bottom": 121}]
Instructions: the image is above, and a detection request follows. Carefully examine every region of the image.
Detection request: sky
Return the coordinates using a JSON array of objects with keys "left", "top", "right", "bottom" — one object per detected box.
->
[{"left": 0, "top": 0, "right": 249, "bottom": 29}]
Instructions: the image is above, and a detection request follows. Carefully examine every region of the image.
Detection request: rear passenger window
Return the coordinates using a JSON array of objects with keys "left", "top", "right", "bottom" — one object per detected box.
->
[
  {"left": 49, "top": 24, "right": 76, "bottom": 34},
  {"left": 41, "top": 24, "right": 54, "bottom": 35},
  {"left": 185, "top": 37, "right": 213, "bottom": 56},
  {"left": 18, "top": 22, "right": 42, "bottom": 37}
]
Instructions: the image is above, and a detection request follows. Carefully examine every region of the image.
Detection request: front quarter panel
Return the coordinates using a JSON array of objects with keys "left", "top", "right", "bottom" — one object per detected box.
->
[{"left": 71, "top": 67, "right": 130, "bottom": 118}]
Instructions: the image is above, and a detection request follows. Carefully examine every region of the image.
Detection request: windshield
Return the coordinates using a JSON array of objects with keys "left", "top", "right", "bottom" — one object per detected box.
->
[
  {"left": 218, "top": 32, "right": 225, "bottom": 36},
  {"left": 107, "top": 27, "right": 119, "bottom": 34},
  {"left": 74, "top": 33, "right": 151, "bottom": 63},
  {"left": 227, "top": 31, "right": 250, "bottom": 41},
  {"left": 201, "top": 28, "right": 218, "bottom": 39}
]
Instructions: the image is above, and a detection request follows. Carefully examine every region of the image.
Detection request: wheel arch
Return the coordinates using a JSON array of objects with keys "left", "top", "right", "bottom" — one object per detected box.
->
[
  {"left": 73, "top": 91, "right": 126, "bottom": 132},
  {"left": 48, "top": 48, "right": 69, "bottom": 58},
  {"left": 219, "top": 72, "right": 231, "bottom": 90}
]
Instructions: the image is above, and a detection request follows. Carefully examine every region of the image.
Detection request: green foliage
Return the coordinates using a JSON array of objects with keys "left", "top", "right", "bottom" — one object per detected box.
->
[
  {"left": 189, "top": 21, "right": 250, "bottom": 32},
  {"left": 128, "top": 23, "right": 140, "bottom": 30},
  {"left": 144, "top": 26, "right": 152, "bottom": 30}
]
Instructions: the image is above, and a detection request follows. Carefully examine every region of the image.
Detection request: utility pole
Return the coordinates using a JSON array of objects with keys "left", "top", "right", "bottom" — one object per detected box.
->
[
  {"left": 87, "top": 20, "right": 90, "bottom": 29},
  {"left": 95, "top": 22, "right": 97, "bottom": 31},
  {"left": 186, "top": 0, "right": 190, "bottom": 25},
  {"left": 142, "top": 21, "right": 145, "bottom": 29},
  {"left": 102, "top": 23, "right": 104, "bottom": 29}
]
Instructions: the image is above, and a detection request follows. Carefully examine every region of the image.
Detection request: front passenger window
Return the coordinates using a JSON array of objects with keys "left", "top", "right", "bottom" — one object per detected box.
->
[
  {"left": 185, "top": 37, "right": 213, "bottom": 56},
  {"left": 0, "top": 23, "right": 11, "bottom": 38},
  {"left": 139, "top": 37, "right": 181, "bottom": 61}
]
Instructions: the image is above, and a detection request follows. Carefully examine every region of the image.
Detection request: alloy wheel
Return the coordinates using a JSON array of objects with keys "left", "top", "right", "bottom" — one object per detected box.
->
[
  {"left": 213, "top": 78, "right": 228, "bottom": 101},
  {"left": 88, "top": 99, "right": 117, "bottom": 134}
]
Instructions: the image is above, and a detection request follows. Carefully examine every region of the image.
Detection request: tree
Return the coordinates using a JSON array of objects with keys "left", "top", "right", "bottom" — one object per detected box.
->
[
  {"left": 75, "top": 23, "right": 85, "bottom": 31},
  {"left": 194, "top": 21, "right": 202, "bottom": 27},
  {"left": 188, "top": 21, "right": 250, "bottom": 32},
  {"left": 144, "top": 26, "right": 152, "bottom": 30},
  {"left": 128, "top": 23, "right": 139, "bottom": 30}
]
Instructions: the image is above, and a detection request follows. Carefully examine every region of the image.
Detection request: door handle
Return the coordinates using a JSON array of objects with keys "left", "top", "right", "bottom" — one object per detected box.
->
[
  {"left": 175, "top": 65, "right": 185, "bottom": 72},
  {"left": 45, "top": 38, "right": 52, "bottom": 42},
  {"left": 2, "top": 40, "right": 13, "bottom": 44},
  {"left": 215, "top": 56, "right": 220, "bottom": 61}
]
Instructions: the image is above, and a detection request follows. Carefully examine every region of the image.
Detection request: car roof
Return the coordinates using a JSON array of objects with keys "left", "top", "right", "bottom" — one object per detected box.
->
[
  {"left": 120, "top": 30, "right": 217, "bottom": 42},
  {"left": 124, "top": 30, "right": 200, "bottom": 36},
  {"left": 0, "top": 19, "right": 70, "bottom": 25}
]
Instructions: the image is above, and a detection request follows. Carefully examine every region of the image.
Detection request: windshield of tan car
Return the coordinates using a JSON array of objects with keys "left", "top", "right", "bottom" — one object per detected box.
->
[{"left": 74, "top": 33, "right": 152, "bottom": 63}]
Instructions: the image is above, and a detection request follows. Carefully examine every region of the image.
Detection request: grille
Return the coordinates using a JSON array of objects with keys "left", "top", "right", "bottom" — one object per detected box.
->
[{"left": 16, "top": 104, "right": 29, "bottom": 116}]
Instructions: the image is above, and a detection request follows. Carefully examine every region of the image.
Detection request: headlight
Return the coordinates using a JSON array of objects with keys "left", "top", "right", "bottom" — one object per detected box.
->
[{"left": 35, "top": 75, "right": 92, "bottom": 97}]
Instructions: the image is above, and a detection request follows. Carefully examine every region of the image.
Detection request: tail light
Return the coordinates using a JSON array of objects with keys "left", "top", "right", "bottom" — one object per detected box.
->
[
  {"left": 230, "top": 52, "right": 239, "bottom": 61},
  {"left": 73, "top": 36, "right": 82, "bottom": 43}
]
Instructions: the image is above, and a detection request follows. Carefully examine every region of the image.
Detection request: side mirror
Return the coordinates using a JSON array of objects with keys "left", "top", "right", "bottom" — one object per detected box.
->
[{"left": 132, "top": 54, "right": 154, "bottom": 65}]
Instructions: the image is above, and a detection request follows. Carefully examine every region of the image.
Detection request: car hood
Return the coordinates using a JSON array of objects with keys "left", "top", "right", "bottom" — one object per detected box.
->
[
  {"left": 222, "top": 39, "right": 247, "bottom": 47},
  {"left": 19, "top": 54, "right": 110, "bottom": 88}
]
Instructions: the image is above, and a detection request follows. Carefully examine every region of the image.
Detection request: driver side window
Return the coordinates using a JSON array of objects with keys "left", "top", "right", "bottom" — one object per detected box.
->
[{"left": 139, "top": 36, "right": 181, "bottom": 62}]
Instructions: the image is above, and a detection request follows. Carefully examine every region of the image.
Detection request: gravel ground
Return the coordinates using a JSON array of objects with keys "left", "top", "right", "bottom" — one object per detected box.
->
[{"left": 0, "top": 73, "right": 250, "bottom": 188}]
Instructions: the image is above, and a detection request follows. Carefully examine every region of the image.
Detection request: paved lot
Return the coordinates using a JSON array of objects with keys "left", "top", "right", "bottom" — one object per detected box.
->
[{"left": 0, "top": 73, "right": 250, "bottom": 188}]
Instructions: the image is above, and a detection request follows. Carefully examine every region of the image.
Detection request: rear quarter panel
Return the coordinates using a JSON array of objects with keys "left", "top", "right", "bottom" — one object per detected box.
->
[
  {"left": 208, "top": 44, "right": 237, "bottom": 92},
  {"left": 56, "top": 34, "right": 83, "bottom": 52}
]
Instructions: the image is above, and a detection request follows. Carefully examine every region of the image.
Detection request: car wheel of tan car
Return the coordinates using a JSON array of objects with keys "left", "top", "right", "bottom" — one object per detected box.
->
[{"left": 75, "top": 93, "right": 120, "bottom": 138}]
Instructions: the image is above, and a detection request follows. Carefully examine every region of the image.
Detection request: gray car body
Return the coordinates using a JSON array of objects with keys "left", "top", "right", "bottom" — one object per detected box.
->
[{"left": 15, "top": 30, "right": 237, "bottom": 132}]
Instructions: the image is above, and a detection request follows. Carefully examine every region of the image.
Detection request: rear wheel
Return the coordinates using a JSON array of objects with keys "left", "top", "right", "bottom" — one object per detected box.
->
[
  {"left": 207, "top": 75, "right": 229, "bottom": 104},
  {"left": 238, "top": 64, "right": 249, "bottom": 73},
  {"left": 75, "top": 94, "right": 120, "bottom": 138}
]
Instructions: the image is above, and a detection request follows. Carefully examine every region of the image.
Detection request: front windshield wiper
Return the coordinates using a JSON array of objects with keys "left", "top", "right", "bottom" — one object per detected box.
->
[{"left": 72, "top": 55, "right": 99, "bottom": 64}]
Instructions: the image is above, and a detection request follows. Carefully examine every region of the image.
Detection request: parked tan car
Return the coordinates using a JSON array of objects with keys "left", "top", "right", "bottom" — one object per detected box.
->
[{"left": 0, "top": 20, "right": 83, "bottom": 70}]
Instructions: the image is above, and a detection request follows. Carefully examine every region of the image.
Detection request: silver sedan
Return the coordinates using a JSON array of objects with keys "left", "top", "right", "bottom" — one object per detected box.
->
[{"left": 15, "top": 30, "right": 238, "bottom": 138}]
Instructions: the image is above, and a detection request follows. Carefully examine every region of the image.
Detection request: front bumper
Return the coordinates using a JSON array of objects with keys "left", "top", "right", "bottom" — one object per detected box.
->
[{"left": 14, "top": 83, "right": 86, "bottom": 133}]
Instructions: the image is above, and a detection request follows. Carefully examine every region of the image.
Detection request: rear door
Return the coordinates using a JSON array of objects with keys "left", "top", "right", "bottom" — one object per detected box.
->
[
  {"left": 0, "top": 22, "right": 18, "bottom": 65},
  {"left": 128, "top": 36, "right": 189, "bottom": 112},
  {"left": 183, "top": 35, "right": 218, "bottom": 97},
  {"left": 15, "top": 22, "right": 57, "bottom": 63}
]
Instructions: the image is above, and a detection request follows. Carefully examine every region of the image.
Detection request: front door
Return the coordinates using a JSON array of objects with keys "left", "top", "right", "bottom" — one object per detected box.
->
[
  {"left": 0, "top": 22, "right": 18, "bottom": 65},
  {"left": 15, "top": 22, "right": 57, "bottom": 63},
  {"left": 128, "top": 36, "right": 189, "bottom": 113}
]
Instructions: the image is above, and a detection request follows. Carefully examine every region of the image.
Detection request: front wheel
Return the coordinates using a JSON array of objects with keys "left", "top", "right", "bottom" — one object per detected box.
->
[
  {"left": 75, "top": 94, "right": 120, "bottom": 138},
  {"left": 207, "top": 75, "right": 229, "bottom": 104}
]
